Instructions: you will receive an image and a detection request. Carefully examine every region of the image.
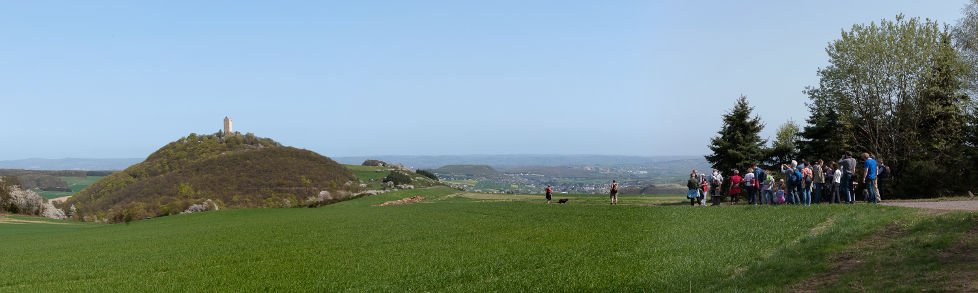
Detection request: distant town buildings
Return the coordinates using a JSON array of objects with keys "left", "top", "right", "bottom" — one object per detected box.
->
[{"left": 224, "top": 117, "right": 232, "bottom": 134}]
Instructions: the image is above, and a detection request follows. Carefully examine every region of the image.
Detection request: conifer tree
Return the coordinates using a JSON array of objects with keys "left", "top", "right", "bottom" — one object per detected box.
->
[{"left": 705, "top": 96, "right": 767, "bottom": 174}]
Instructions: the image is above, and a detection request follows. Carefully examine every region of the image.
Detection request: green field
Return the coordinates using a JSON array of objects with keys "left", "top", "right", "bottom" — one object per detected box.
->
[
  {"left": 2, "top": 187, "right": 975, "bottom": 291},
  {"left": 34, "top": 176, "right": 104, "bottom": 199}
]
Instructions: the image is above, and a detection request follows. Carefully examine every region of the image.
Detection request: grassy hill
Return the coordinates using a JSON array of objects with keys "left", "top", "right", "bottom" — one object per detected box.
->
[
  {"left": 65, "top": 133, "right": 356, "bottom": 223},
  {"left": 4, "top": 187, "right": 976, "bottom": 291}
]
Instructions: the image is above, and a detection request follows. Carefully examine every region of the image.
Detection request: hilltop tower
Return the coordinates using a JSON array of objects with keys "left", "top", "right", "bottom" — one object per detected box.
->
[{"left": 224, "top": 117, "right": 232, "bottom": 134}]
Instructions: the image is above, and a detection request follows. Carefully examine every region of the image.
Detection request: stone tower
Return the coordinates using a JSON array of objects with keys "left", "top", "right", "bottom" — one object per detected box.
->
[{"left": 224, "top": 117, "right": 232, "bottom": 134}]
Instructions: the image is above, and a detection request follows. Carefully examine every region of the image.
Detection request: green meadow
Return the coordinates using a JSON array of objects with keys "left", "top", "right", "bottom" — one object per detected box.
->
[
  {"left": 34, "top": 176, "right": 104, "bottom": 200},
  {"left": 2, "top": 187, "right": 975, "bottom": 291}
]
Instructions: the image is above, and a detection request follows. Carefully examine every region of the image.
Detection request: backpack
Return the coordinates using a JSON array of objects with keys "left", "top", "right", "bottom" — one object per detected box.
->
[
  {"left": 878, "top": 165, "right": 891, "bottom": 178},
  {"left": 757, "top": 171, "right": 767, "bottom": 184},
  {"left": 804, "top": 170, "right": 813, "bottom": 184},
  {"left": 789, "top": 171, "right": 801, "bottom": 186}
]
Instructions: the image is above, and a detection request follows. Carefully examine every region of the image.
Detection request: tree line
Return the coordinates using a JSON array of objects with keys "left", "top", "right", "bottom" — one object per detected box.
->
[{"left": 707, "top": 7, "right": 978, "bottom": 198}]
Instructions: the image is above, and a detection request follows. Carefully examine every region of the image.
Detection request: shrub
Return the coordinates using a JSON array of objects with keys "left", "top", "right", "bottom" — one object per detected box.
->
[
  {"left": 362, "top": 160, "right": 386, "bottom": 167},
  {"left": 415, "top": 170, "right": 439, "bottom": 181},
  {"left": 383, "top": 171, "right": 413, "bottom": 186}
]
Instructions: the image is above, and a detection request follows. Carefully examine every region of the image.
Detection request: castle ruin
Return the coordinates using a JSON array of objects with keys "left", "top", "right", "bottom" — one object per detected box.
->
[{"left": 224, "top": 117, "right": 232, "bottom": 134}]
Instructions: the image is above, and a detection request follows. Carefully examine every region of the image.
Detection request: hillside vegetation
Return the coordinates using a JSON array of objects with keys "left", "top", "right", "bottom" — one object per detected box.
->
[{"left": 66, "top": 133, "right": 356, "bottom": 223}]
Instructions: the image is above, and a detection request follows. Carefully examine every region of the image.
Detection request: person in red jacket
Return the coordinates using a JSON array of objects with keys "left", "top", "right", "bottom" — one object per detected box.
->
[
  {"left": 729, "top": 170, "right": 743, "bottom": 204},
  {"left": 545, "top": 185, "right": 553, "bottom": 204}
]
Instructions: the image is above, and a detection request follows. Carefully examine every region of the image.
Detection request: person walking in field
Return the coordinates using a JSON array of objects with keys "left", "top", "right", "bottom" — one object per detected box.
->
[
  {"left": 862, "top": 153, "right": 880, "bottom": 204},
  {"left": 687, "top": 173, "right": 700, "bottom": 206},
  {"left": 610, "top": 180, "right": 619, "bottom": 205},
  {"left": 728, "top": 170, "right": 743, "bottom": 204},
  {"left": 545, "top": 185, "right": 553, "bottom": 204}
]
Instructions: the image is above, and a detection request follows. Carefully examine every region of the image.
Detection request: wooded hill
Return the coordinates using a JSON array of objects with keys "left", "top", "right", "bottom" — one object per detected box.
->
[{"left": 65, "top": 132, "right": 356, "bottom": 223}]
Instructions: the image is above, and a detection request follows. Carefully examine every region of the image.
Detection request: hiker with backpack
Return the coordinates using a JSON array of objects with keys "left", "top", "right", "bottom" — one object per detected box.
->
[
  {"left": 812, "top": 160, "right": 825, "bottom": 204},
  {"left": 710, "top": 169, "right": 723, "bottom": 205},
  {"left": 862, "top": 153, "right": 880, "bottom": 204},
  {"left": 838, "top": 152, "right": 858, "bottom": 204},
  {"left": 752, "top": 164, "right": 764, "bottom": 205},
  {"left": 687, "top": 173, "right": 700, "bottom": 206},
  {"left": 781, "top": 161, "right": 801, "bottom": 205},
  {"left": 609, "top": 180, "right": 619, "bottom": 205},
  {"left": 728, "top": 170, "right": 743, "bottom": 204},
  {"left": 875, "top": 156, "right": 890, "bottom": 201}
]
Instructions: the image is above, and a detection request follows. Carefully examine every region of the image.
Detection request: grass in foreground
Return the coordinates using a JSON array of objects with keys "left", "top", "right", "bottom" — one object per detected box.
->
[{"left": 1, "top": 187, "right": 973, "bottom": 291}]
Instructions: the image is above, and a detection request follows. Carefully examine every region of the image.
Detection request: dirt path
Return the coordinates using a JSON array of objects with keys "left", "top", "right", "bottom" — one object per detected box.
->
[
  {"left": 49, "top": 196, "right": 71, "bottom": 204},
  {"left": 882, "top": 200, "right": 978, "bottom": 211},
  {"left": 0, "top": 216, "right": 70, "bottom": 225}
]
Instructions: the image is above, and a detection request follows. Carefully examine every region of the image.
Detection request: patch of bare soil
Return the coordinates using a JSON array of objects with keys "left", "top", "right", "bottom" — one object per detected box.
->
[
  {"left": 936, "top": 221, "right": 978, "bottom": 291},
  {"left": 374, "top": 196, "right": 426, "bottom": 206},
  {"left": 49, "top": 196, "right": 71, "bottom": 204},
  {"left": 792, "top": 220, "right": 908, "bottom": 292},
  {"left": 0, "top": 216, "right": 70, "bottom": 225}
]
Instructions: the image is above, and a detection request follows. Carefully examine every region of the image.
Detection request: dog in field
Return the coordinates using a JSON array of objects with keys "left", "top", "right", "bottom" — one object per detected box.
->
[{"left": 557, "top": 198, "right": 569, "bottom": 204}]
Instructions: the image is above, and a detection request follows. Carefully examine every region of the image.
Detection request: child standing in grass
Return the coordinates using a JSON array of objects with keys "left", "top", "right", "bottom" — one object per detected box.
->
[
  {"left": 762, "top": 170, "right": 774, "bottom": 205},
  {"left": 774, "top": 179, "right": 786, "bottom": 205}
]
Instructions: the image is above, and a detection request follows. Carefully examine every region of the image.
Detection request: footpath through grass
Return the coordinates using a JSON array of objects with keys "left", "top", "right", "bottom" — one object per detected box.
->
[{"left": 1, "top": 187, "right": 972, "bottom": 291}]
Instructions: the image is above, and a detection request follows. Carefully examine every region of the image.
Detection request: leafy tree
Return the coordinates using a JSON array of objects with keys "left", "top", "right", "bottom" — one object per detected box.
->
[
  {"left": 765, "top": 120, "right": 800, "bottom": 166},
  {"left": 383, "top": 171, "right": 413, "bottom": 186},
  {"left": 705, "top": 95, "right": 767, "bottom": 174},
  {"left": 805, "top": 15, "right": 973, "bottom": 197},
  {"left": 954, "top": 0, "right": 978, "bottom": 91}
]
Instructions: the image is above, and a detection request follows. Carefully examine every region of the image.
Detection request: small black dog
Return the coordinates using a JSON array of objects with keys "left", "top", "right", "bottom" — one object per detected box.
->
[{"left": 557, "top": 198, "right": 569, "bottom": 204}]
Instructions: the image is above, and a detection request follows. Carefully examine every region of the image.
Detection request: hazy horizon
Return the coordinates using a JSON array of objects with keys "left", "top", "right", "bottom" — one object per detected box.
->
[{"left": 1, "top": 0, "right": 969, "bottom": 160}]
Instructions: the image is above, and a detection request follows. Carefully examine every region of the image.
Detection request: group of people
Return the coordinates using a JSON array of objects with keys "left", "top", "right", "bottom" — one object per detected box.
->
[{"left": 686, "top": 151, "right": 887, "bottom": 206}]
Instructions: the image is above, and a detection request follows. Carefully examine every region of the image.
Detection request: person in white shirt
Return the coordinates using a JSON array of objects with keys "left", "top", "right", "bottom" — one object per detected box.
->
[
  {"left": 831, "top": 162, "right": 843, "bottom": 204},
  {"left": 744, "top": 168, "right": 756, "bottom": 205}
]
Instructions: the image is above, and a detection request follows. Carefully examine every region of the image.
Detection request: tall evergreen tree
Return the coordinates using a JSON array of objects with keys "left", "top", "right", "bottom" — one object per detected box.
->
[
  {"left": 797, "top": 94, "right": 849, "bottom": 162},
  {"left": 705, "top": 96, "right": 766, "bottom": 174},
  {"left": 904, "top": 31, "right": 973, "bottom": 195}
]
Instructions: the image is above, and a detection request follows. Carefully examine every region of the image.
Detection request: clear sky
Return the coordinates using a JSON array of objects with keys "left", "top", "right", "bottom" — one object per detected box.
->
[{"left": 0, "top": 0, "right": 970, "bottom": 160}]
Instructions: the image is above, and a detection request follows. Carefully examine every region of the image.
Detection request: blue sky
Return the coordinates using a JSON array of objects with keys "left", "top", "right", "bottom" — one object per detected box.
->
[{"left": 0, "top": 0, "right": 970, "bottom": 160}]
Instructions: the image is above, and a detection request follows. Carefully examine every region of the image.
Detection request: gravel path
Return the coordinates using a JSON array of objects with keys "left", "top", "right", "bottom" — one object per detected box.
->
[{"left": 882, "top": 200, "right": 978, "bottom": 211}]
